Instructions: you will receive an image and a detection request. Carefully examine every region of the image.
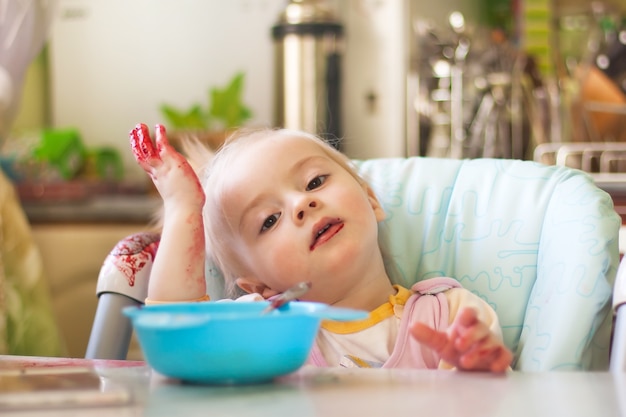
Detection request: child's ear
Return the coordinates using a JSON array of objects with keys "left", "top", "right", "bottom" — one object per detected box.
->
[
  {"left": 235, "top": 277, "right": 280, "bottom": 299},
  {"left": 365, "top": 185, "right": 386, "bottom": 222}
]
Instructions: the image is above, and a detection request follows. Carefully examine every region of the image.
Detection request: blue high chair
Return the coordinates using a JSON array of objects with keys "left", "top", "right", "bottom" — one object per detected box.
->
[{"left": 86, "top": 157, "right": 626, "bottom": 372}]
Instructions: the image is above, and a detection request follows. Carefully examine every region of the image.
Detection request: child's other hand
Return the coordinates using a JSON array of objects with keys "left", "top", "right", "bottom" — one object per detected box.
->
[
  {"left": 410, "top": 307, "right": 512, "bottom": 372},
  {"left": 130, "top": 123, "right": 204, "bottom": 209}
]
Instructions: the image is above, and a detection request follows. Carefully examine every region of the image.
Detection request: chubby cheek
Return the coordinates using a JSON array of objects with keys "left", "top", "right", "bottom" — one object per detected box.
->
[{"left": 257, "top": 239, "right": 304, "bottom": 288}]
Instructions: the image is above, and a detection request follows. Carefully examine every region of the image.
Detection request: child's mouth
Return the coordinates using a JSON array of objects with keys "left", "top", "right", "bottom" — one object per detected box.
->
[{"left": 310, "top": 219, "right": 344, "bottom": 250}]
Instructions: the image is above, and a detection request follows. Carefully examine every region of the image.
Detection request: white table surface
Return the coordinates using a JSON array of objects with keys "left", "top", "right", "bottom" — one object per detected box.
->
[{"left": 1, "top": 356, "right": 624, "bottom": 417}]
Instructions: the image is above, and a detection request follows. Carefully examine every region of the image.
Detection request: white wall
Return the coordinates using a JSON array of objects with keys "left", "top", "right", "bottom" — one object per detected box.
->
[
  {"left": 48, "top": 0, "right": 286, "bottom": 183},
  {"left": 48, "top": 0, "right": 479, "bottom": 180}
]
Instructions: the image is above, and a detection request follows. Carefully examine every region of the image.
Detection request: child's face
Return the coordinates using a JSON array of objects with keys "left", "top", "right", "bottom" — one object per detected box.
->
[{"left": 219, "top": 134, "right": 386, "bottom": 304}]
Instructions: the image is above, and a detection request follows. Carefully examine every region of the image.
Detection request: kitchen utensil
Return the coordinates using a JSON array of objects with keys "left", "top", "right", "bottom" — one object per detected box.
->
[
  {"left": 262, "top": 281, "right": 312, "bottom": 314},
  {"left": 123, "top": 300, "right": 367, "bottom": 385},
  {"left": 272, "top": 0, "right": 343, "bottom": 144}
]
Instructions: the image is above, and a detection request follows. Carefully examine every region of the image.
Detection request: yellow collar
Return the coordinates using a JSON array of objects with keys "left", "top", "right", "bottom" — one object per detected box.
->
[{"left": 321, "top": 285, "right": 410, "bottom": 334}]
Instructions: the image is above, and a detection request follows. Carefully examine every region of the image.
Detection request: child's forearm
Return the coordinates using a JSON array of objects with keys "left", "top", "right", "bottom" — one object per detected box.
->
[
  {"left": 129, "top": 123, "right": 208, "bottom": 303},
  {"left": 148, "top": 206, "right": 207, "bottom": 302}
]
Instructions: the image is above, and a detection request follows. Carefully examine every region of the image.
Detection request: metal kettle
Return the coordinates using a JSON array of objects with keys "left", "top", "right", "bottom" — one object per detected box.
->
[{"left": 272, "top": 0, "right": 343, "bottom": 147}]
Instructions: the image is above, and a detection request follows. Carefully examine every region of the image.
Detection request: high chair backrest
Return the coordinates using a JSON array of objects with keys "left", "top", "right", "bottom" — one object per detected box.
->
[
  {"left": 355, "top": 157, "right": 619, "bottom": 371},
  {"left": 611, "top": 256, "right": 626, "bottom": 372},
  {"left": 88, "top": 157, "right": 621, "bottom": 371}
]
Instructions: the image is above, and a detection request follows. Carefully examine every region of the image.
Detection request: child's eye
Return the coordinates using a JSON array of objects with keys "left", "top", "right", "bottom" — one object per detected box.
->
[
  {"left": 260, "top": 213, "right": 280, "bottom": 233},
  {"left": 306, "top": 175, "right": 328, "bottom": 191}
]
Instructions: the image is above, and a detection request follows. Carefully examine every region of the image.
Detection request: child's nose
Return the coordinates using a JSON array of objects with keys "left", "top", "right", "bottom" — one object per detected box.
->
[{"left": 297, "top": 200, "right": 318, "bottom": 220}]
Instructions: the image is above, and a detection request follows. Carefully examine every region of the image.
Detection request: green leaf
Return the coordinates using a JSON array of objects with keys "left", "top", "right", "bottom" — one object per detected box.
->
[
  {"left": 208, "top": 72, "right": 253, "bottom": 129},
  {"left": 160, "top": 104, "right": 209, "bottom": 130},
  {"left": 158, "top": 72, "right": 252, "bottom": 131}
]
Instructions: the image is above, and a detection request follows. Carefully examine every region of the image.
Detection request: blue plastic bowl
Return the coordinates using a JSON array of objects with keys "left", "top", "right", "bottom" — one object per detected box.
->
[{"left": 123, "top": 301, "right": 367, "bottom": 385}]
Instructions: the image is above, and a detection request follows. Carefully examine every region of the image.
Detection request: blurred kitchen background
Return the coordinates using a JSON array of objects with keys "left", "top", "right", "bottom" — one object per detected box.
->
[
  {"left": 2, "top": 0, "right": 626, "bottom": 358},
  {"left": 5, "top": 0, "right": 626, "bottom": 190}
]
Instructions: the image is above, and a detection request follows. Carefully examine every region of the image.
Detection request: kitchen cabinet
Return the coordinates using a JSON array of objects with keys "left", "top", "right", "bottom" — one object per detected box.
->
[
  {"left": 32, "top": 223, "right": 150, "bottom": 359},
  {"left": 25, "top": 195, "right": 159, "bottom": 359}
]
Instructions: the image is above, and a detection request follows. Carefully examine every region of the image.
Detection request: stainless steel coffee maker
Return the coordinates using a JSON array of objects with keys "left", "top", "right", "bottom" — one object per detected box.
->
[{"left": 272, "top": 0, "right": 343, "bottom": 147}]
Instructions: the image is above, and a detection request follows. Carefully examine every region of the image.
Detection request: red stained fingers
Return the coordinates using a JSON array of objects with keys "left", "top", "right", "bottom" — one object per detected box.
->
[
  {"left": 129, "top": 123, "right": 159, "bottom": 165},
  {"left": 154, "top": 124, "right": 171, "bottom": 154}
]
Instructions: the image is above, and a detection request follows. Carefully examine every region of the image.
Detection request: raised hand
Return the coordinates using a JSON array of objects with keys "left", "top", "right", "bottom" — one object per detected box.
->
[
  {"left": 410, "top": 307, "right": 513, "bottom": 372},
  {"left": 129, "top": 123, "right": 204, "bottom": 210},
  {"left": 129, "top": 123, "right": 207, "bottom": 302}
]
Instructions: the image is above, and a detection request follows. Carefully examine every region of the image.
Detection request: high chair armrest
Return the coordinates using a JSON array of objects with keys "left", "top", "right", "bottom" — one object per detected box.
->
[
  {"left": 615, "top": 266, "right": 626, "bottom": 312},
  {"left": 85, "top": 293, "right": 140, "bottom": 359},
  {"left": 612, "top": 307, "right": 626, "bottom": 373},
  {"left": 95, "top": 232, "right": 160, "bottom": 301},
  {"left": 610, "top": 257, "right": 626, "bottom": 373},
  {"left": 85, "top": 232, "right": 160, "bottom": 359}
]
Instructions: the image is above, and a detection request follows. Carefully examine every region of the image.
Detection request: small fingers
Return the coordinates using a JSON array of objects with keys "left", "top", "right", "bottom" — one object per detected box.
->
[
  {"left": 450, "top": 307, "right": 493, "bottom": 352},
  {"left": 454, "top": 322, "right": 491, "bottom": 352},
  {"left": 130, "top": 123, "right": 158, "bottom": 165},
  {"left": 411, "top": 322, "right": 449, "bottom": 352},
  {"left": 459, "top": 342, "right": 513, "bottom": 372},
  {"left": 489, "top": 347, "right": 513, "bottom": 372},
  {"left": 154, "top": 124, "right": 171, "bottom": 154},
  {"left": 411, "top": 322, "right": 460, "bottom": 364},
  {"left": 413, "top": 307, "right": 513, "bottom": 372},
  {"left": 455, "top": 306, "right": 479, "bottom": 328}
]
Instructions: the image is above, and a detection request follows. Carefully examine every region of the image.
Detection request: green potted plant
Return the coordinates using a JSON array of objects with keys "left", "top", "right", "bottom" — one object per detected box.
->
[{"left": 159, "top": 72, "right": 253, "bottom": 150}]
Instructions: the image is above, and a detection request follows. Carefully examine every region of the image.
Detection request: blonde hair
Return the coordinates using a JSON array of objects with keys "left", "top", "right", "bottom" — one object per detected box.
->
[{"left": 199, "top": 128, "right": 369, "bottom": 298}]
